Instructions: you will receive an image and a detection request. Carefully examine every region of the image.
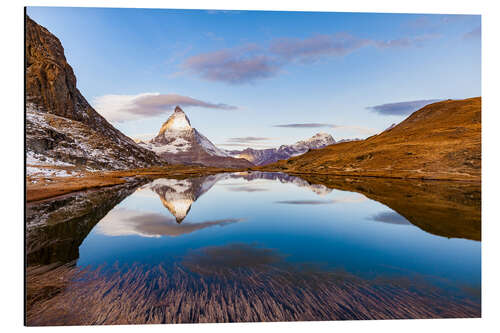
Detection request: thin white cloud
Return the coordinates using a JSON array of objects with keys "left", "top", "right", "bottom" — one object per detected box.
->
[
  {"left": 273, "top": 123, "right": 376, "bottom": 135},
  {"left": 93, "top": 92, "right": 238, "bottom": 122},
  {"left": 367, "top": 99, "right": 442, "bottom": 115},
  {"left": 275, "top": 195, "right": 367, "bottom": 205}
]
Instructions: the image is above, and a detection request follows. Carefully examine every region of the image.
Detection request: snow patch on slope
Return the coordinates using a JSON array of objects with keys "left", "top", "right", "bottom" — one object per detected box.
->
[
  {"left": 27, "top": 166, "right": 73, "bottom": 178},
  {"left": 26, "top": 105, "right": 157, "bottom": 170},
  {"left": 148, "top": 178, "right": 191, "bottom": 193},
  {"left": 194, "top": 130, "right": 229, "bottom": 157},
  {"left": 26, "top": 151, "right": 74, "bottom": 167},
  {"left": 140, "top": 137, "right": 192, "bottom": 154}
]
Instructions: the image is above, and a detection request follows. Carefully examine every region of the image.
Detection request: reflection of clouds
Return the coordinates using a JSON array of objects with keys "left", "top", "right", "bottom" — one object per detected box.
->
[
  {"left": 275, "top": 196, "right": 367, "bottom": 205},
  {"left": 182, "top": 243, "right": 286, "bottom": 274},
  {"left": 371, "top": 211, "right": 411, "bottom": 225},
  {"left": 219, "top": 179, "right": 271, "bottom": 185},
  {"left": 275, "top": 200, "right": 336, "bottom": 205},
  {"left": 225, "top": 186, "right": 269, "bottom": 192},
  {"left": 95, "top": 208, "right": 243, "bottom": 238}
]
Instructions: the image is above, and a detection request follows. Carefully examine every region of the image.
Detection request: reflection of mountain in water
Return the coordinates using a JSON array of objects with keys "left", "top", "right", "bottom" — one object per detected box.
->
[
  {"left": 26, "top": 171, "right": 481, "bottom": 271},
  {"left": 146, "top": 175, "right": 222, "bottom": 223},
  {"left": 26, "top": 172, "right": 481, "bottom": 325},
  {"left": 145, "top": 172, "right": 334, "bottom": 222},
  {"left": 295, "top": 174, "right": 481, "bottom": 241},
  {"left": 230, "top": 172, "right": 333, "bottom": 196},
  {"left": 25, "top": 180, "right": 146, "bottom": 266},
  {"left": 146, "top": 171, "right": 480, "bottom": 241}
]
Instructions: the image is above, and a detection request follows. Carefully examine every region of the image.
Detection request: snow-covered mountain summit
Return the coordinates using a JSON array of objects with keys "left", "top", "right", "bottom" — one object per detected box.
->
[
  {"left": 157, "top": 106, "right": 192, "bottom": 135},
  {"left": 139, "top": 106, "right": 253, "bottom": 168},
  {"left": 281, "top": 132, "right": 335, "bottom": 154}
]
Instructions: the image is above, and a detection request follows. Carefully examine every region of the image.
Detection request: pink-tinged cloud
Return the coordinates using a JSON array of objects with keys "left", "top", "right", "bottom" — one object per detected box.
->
[
  {"left": 269, "top": 33, "right": 371, "bottom": 62},
  {"left": 93, "top": 93, "right": 237, "bottom": 122},
  {"left": 181, "top": 32, "right": 440, "bottom": 85},
  {"left": 181, "top": 45, "right": 282, "bottom": 84}
]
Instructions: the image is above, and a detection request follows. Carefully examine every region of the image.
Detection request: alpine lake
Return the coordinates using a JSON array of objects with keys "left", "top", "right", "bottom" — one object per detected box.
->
[{"left": 25, "top": 171, "right": 481, "bottom": 325}]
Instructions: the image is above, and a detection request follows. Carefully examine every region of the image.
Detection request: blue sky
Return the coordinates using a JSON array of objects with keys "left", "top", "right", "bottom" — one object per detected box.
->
[{"left": 27, "top": 7, "right": 481, "bottom": 149}]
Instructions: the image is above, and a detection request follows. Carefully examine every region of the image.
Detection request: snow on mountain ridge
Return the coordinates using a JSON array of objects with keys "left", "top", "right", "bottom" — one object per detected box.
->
[
  {"left": 139, "top": 106, "right": 253, "bottom": 168},
  {"left": 227, "top": 132, "right": 336, "bottom": 165},
  {"left": 194, "top": 129, "right": 230, "bottom": 157}
]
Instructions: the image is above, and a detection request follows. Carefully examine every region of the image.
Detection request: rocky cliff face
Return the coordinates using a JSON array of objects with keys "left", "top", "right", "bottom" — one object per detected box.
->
[
  {"left": 25, "top": 16, "right": 162, "bottom": 172},
  {"left": 139, "top": 106, "right": 253, "bottom": 168}
]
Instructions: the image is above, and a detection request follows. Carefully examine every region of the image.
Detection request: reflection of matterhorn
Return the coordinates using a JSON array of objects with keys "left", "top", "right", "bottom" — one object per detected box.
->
[
  {"left": 146, "top": 175, "right": 223, "bottom": 223},
  {"left": 138, "top": 106, "right": 253, "bottom": 168},
  {"left": 144, "top": 172, "right": 333, "bottom": 222}
]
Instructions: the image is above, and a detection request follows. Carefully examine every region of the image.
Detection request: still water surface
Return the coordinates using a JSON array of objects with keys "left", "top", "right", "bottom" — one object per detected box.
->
[
  {"left": 26, "top": 172, "right": 481, "bottom": 324},
  {"left": 79, "top": 172, "right": 480, "bottom": 293}
]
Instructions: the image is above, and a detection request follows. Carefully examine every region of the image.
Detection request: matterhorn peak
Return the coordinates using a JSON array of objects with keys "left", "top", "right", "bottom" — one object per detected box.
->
[
  {"left": 138, "top": 105, "right": 253, "bottom": 168},
  {"left": 156, "top": 106, "right": 192, "bottom": 139}
]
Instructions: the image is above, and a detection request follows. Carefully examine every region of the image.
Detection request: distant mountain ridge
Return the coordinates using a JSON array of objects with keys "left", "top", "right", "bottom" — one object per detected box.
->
[
  {"left": 226, "top": 132, "right": 336, "bottom": 165},
  {"left": 25, "top": 16, "right": 162, "bottom": 172},
  {"left": 139, "top": 107, "right": 253, "bottom": 168}
]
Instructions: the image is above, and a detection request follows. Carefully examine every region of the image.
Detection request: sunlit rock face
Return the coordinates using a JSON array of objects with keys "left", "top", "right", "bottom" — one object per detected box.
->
[
  {"left": 159, "top": 106, "right": 193, "bottom": 133},
  {"left": 138, "top": 106, "right": 253, "bottom": 168}
]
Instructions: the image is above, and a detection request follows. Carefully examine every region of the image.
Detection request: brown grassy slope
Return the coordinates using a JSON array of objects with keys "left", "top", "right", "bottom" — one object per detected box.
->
[{"left": 261, "top": 98, "right": 481, "bottom": 181}]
